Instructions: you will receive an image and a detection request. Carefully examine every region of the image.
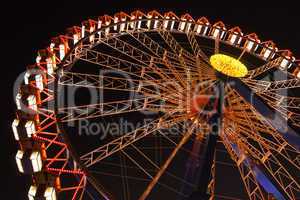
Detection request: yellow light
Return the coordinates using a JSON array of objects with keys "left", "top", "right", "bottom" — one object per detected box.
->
[{"left": 210, "top": 54, "right": 248, "bottom": 77}]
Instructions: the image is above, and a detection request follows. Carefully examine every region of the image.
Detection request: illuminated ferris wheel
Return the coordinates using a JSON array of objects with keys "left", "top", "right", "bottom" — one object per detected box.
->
[{"left": 12, "top": 10, "right": 300, "bottom": 200}]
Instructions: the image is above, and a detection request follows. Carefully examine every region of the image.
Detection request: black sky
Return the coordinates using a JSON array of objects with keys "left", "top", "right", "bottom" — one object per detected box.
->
[{"left": 1, "top": 1, "right": 300, "bottom": 199}]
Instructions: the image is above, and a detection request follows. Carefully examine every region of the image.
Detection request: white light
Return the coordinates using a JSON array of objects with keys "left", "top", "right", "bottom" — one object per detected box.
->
[
  {"left": 220, "top": 31, "right": 225, "bottom": 39},
  {"left": 36, "top": 56, "right": 42, "bottom": 64},
  {"left": 28, "top": 185, "right": 37, "bottom": 200},
  {"left": 114, "top": 17, "right": 118, "bottom": 31},
  {"left": 24, "top": 72, "right": 30, "bottom": 85},
  {"left": 237, "top": 37, "right": 242, "bottom": 45},
  {"left": 89, "top": 26, "right": 95, "bottom": 43},
  {"left": 120, "top": 21, "right": 126, "bottom": 32},
  {"left": 44, "top": 187, "right": 57, "bottom": 200},
  {"left": 25, "top": 121, "right": 36, "bottom": 138},
  {"left": 163, "top": 20, "right": 169, "bottom": 29},
  {"left": 245, "top": 40, "right": 254, "bottom": 51},
  {"left": 97, "top": 20, "right": 102, "bottom": 35},
  {"left": 35, "top": 74, "right": 44, "bottom": 91},
  {"left": 16, "top": 93, "right": 22, "bottom": 110},
  {"left": 16, "top": 150, "right": 24, "bottom": 173},
  {"left": 30, "top": 151, "right": 43, "bottom": 172},
  {"left": 12, "top": 119, "right": 20, "bottom": 141},
  {"left": 59, "top": 44, "right": 65, "bottom": 60},
  {"left": 81, "top": 25, "right": 85, "bottom": 38},
  {"left": 105, "top": 27, "right": 110, "bottom": 36},
  {"left": 97, "top": 20, "right": 102, "bottom": 29},
  {"left": 146, "top": 18, "right": 151, "bottom": 29},
  {"left": 153, "top": 20, "right": 159, "bottom": 29},
  {"left": 179, "top": 21, "right": 186, "bottom": 31},
  {"left": 195, "top": 25, "right": 202, "bottom": 34},
  {"left": 186, "top": 23, "right": 191, "bottom": 32},
  {"left": 137, "top": 20, "right": 142, "bottom": 29},
  {"left": 46, "top": 57, "right": 56, "bottom": 75},
  {"left": 27, "top": 95, "right": 37, "bottom": 111},
  {"left": 297, "top": 71, "right": 300, "bottom": 79},
  {"left": 170, "top": 21, "right": 175, "bottom": 30},
  {"left": 213, "top": 29, "right": 220, "bottom": 38},
  {"left": 73, "top": 34, "right": 79, "bottom": 45},
  {"left": 50, "top": 43, "right": 55, "bottom": 52},
  {"left": 230, "top": 34, "right": 237, "bottom": 44},
  {"left": 203, "top": 26, "right": 209, "bottom": 35}
]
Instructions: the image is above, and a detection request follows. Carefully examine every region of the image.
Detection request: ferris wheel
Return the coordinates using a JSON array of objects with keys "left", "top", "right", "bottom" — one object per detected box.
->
[{"left": 12, "top": 10, "right": 300, "bottom": 200}]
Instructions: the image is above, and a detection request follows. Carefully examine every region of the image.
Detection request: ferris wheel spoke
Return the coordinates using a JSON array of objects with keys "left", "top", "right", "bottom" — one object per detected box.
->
[
  {"left": 156, "top": 28, "right": 195, "bottom": 63},
  {"left": 138, "top": 120, "right": 197, "bottom": 200},
  {"left": 58, "top": 97, "right": 178, "bottom": 122},
  {"left": 227, "top": 116, "right": 300, "bottom": 171},
  {"left": 243, "top": 77, "right": 300, "bottom": 92},
  {"left": 226, "top": 126, "right": 300, "bottom": 199},
  {"left": 246, "top": 57, "right": 282, "bottom": 79},
  {"left": 58, "top": 71, "right": 174, "bottom": 94},
  {"left": 118, "top": 32, "right": 198, "bottom": 73},
  {"left": 220, "top": 132, "right": 268, "bottom": 200},
  {"left": 80, "top": 113, "right": 192, "bottom": 168},
  {"left": 99, "top": 37, "right": 190, "bottom": 82},
  {"left": 257, "top": 92, "right": 300, "bottom": 110},
  {"left": 226, "top": 90, "right": 300, "bottom": 171},
  {"left": 128, "top": 31, "right": 196, "bottom": 70},
  {"left": 186, "top": 31, "right": 210, "bottom": 63},
  {"left": 77, "top": 47, "right": 159, "bottom": 80},
  {"left": 77, "top": 45, "right": 201, "bottom": 87}
]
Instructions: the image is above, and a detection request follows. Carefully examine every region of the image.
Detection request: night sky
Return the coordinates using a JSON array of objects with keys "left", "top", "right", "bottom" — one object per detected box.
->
[{"left": 2, "top": 1, "right": 300, "bottom": 199}]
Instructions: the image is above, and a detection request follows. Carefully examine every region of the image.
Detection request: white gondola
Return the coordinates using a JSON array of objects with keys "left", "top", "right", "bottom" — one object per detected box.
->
[
  {"left": 105, "top": 21, "right": 110, "bottom": 36},
  {"left": 28, "top": 186, "right": 57, "bottom": 200},
  {"left": 12, "top": 119, "right": 20, "bottom": 140},
  {"left": 59, "top": 44, "right": 65, "bottom": 60},
  {"left": 228, "top": 33, "right": 243, "bottom": 46},
  {"left": 262, "top": 48, "right": 274, "bottom": 60},
  {"left": 245, "top": 40, "right": 259, "bottom": 52},
  {"left": 50, "top": 43, "right": 55, "bottom": 52},
  {"left": 46, "top": 57, "right": 56, "bottom": 75},
  {"left": 89, "top": 26, "right": 95, "bottom": 43},
  {"left": 120, "top": 18, "right": 126, "bottom": 32},
  {"left": 30, "top": 151, "right": 43, "bottom": 172},
  {"left": 25, "top": 120, "right": 36, "bottom": 137},
  {"left": 113, "top": 17, "right": 119, "bottom": 31},
  {"left": 28, "top": 185, "right": 37, "bottom": 200},
  {"left": 36, "top": 55, "right": 42, "bottom": 65},
  {"left": 279, "top": 57, "right": 294, "bottom": 70},
  {"left": 211, "top": 28, "right": 225, "bottom": 39},
  {"left": 163, "top": 16, "right": 169, "bottom": 30},
  {"left": 97, "top": 20, "right": 102, "bottom": 36},
  {"left": 27, "top": 95, "right": 38, "bottom": 111},
  {"left": 35, "top": 74, "right": 44, "bottom": 91},
  {"left": 24, "top": 72, "right": 31, "bottom": 85},
  {"left": 44, "top": 187, "right": 57, "bottom": 200},
  {"left": 147, "top": 15, "right": 160, "bottom": 29},
  {"left": 16, "top": 150, "right": 42, "bottom": 173},
  {"left": 179, "top": 19, "right": 192, "bottom": 33},
  {"left": 195, "top": 24, "right": 209, "bottom": 36},
  {"left": 16, "top": 150, "right": 24, "bottom": 173},
  {"left": 16, "top": 93, "right": 22, "bottom": 110}
]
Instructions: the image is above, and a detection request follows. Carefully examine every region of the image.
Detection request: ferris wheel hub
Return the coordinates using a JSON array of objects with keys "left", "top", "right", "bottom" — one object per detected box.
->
[{"left": 210, "top": 54, "right": 248, "bottom": 77}]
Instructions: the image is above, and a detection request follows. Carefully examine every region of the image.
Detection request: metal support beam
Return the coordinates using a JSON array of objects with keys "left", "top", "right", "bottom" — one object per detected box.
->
[{"left": 230, "top": 77, "right": 300, "bottom": 151}]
